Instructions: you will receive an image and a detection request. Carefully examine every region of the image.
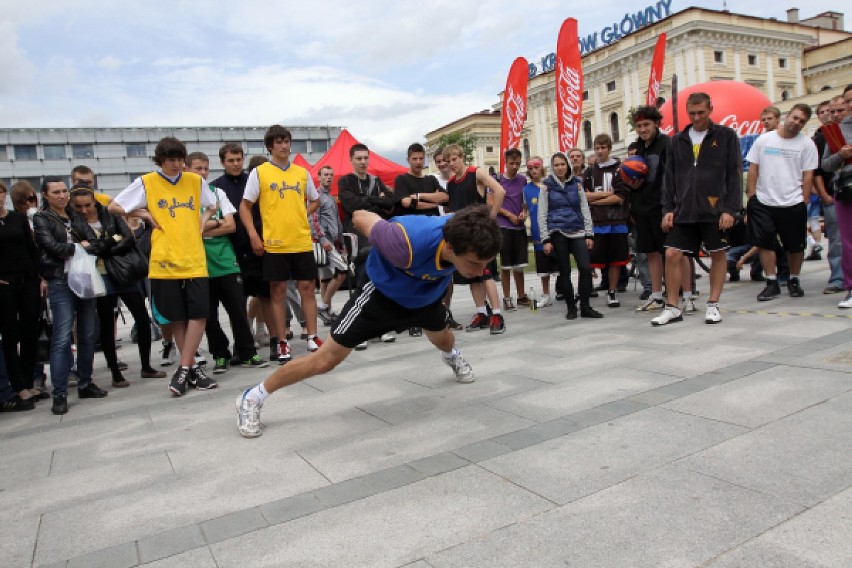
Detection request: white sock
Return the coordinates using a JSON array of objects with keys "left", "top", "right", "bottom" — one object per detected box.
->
[
  {"left": 443, "top": 347, "right": 459, "bottom": 359},
  {"left": 682, "top": 290, "right": 692, "bottom": 299},
  {"left": 766, "top": 275, "right": 777, "bottom": 282},
  {"left": 245, "top": 383, "right": 269, "bottom": 404},
  {"left": 317, "top": 302, "right": 328, "bottom": 310},
  {"left": 651, "top": 291, "right": 663, "bottom": 300},
  {"left": 477, "top": 306, "right": 488, "bottom": 315},
  {"left": 492, "top": 308, "right": 502, "bottom": 315}
]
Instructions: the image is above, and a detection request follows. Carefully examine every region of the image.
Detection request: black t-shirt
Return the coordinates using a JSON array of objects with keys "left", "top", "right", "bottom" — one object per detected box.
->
[
  {"left": 392, "top": 173, "right": 444, "bottom": 216},
  {"left": 446, "top": 166, "right": 484, "bottom": 213},
  {"left": 0, "top": 211, "right": 39, "bottom": 279}
]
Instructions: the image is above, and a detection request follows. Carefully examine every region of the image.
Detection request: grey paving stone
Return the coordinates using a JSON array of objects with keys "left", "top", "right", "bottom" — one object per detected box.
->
[
  {"left": 705, "top": 485, "right": 852, "bottom": 567},
  {"left": 595, "top": 398, "right": 649, "bottom": 417},
  {"left": 489, "top": 428, "right": 548, "bottom": 451},
  {"left": 66, "top": 542, "right": 138, "bottom": 568},
  {"left": 137, "top": 524, "right": 206, "bottom": 565},
  {"left": 522, "top": 417, "right": 583, "bottom": 441},
  {"left": 258, "top": 493, "right": 324, "bottom": 525},
  {"left": 408, "top": 453, "right": 469, "bottom": 477},
  {"left": 362, "top": 465, "right": 425, "bottom": 492},
  {"left": 663, "top": 365, "right": 852, "bottom": 428},
  {"left": 35, "top": 562, "right": 68, "bottom": 568},
  {"left": 312, "top": 476, "right": 377, "bottom": 507},
  {"left": 210, "top": 467, "right": 552, "bottom": 568},
  {"left": 451, "top": 440, "right": 513, "bottom": 463},
  {"left": 479, "top": 407, "right": 747, "bottom": 505},
  {"left": 0, "top": 511, "right": 40, "bottom": 568},
  {"left": 137, "top": 546, "right": 218, "bottom": 567},
  {"left": 427, "top": 465, "right": 804, "bottom": 567},
  {"left": 675, "top": 391, "right": 852, "bottom": 507},
  {"left": 628, "top": 390, "right": 679, "bottom": 405},
  {"left": 200, "top": 508, "right": 269, "bottom": 545}
]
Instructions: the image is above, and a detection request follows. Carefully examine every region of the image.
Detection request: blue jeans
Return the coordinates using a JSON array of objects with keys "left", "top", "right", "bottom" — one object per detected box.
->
[
  {"left": 48, "top": 278, "right": 97, "bottom": 396},
  {"left": 823, "top": 203, "right": 844, "bottom": 288}
]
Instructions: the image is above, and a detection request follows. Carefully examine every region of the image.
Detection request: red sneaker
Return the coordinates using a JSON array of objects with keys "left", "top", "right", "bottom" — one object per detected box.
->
[
  {"left": 465, "top": 313, "right": 489, "bottom": 332},
  {"left": 489, "top": 313, "right": 506, "bottom": 335},
  {"left": 307, "top": 336, "right": 323, "bottom": 352}
]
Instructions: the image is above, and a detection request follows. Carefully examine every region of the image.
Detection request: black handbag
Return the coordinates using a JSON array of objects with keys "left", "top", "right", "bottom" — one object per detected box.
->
[
  {"left": 834, "top": 169, "right": 852, "bottom": 204},
  {"left": 105, "top": 244, "right": 149, "bottom": 288},
  {"left": 36, "top": 298, "right": 52, "bottom": 364}
]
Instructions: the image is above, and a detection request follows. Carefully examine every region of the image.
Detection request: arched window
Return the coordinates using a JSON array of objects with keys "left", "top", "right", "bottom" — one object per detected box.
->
[
  {"left": 610, "top": 112, "right": 620, "bottom": 142},
  {"left": 583, "top": 120, "right": 593, "bottom": 150},
  {"left": 781, "top": 90, "right": 789, "bottom": 101},
  {"left": 523, "top": 138, "right": 531, "bottom": 161}
]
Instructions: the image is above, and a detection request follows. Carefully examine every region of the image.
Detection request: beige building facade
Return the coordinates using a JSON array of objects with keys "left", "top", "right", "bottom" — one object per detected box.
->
[{"left": 425, "top": 6, "right": 851, "bottom": 171}]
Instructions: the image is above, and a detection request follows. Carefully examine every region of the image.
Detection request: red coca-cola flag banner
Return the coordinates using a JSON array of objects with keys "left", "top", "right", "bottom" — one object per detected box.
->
[
  {"left": 556, "top": 18, "right": 583, "bottom": 153},
  {"left": 646, "top": 33, "right": 666, "bottom": 107},
  {"left": 499, "top": 57, "right": 529, "bottom": 172},
  {"left": 659, "top": 80, "right": 772, "bottom": 137}
]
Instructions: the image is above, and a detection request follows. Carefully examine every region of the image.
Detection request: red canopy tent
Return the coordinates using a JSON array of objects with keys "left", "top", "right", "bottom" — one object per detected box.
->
[
  {"left": 292, "top": 153, "right": 312, "bottom": 169},
  {"left": 309, "top": 129, "right": 407, "bottom": 194}
]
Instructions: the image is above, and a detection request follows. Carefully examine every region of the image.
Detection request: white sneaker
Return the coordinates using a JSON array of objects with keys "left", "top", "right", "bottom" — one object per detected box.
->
[
  {"left": 838, "top": 291, "right": 852, "bottom": 309},
  {"left": 235, "top": 390, "right": 263, "bottom": 438},
  {"left": 682, "top": 296, "right": 697, "bottom": 314},
  {"left": 442, "top": 351, "right": 474, "bottom": 383},
  {"left": 160, "top": 341, "right": 175, "bottom": 366},
  {"left": 651, "top": 305, "right": 683, "bottom": 326},
  {"left": 635, "top": 297, "right": 665, "bottom": 312},
  {"left": 538, "top": 294, "right": 553, "bottom": 307},
  {"left": 705, "top": 303, "right": 722, "bottom": 324},
  {"left": 381, "top": 333, "right": 396, "bottom": 343},
  {"left": 355, "top": 341, "right": 368, "bottom": 351},
  {"left": 606, "top": 290, "right": 620, "bottom": 307}
]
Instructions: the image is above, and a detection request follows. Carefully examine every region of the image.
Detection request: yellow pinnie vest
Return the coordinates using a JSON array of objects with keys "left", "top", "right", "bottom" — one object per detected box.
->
[
  {"left": 143, "top": 171, "right": 208, "bottom": 279},
  {"left": 256, "top": 161, "right": 313, "bottom": 253}
]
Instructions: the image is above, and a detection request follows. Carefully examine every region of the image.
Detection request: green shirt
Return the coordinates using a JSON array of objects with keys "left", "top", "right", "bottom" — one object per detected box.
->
[{"left": 202, "top": 184, "right": 240, "bottom": 278}]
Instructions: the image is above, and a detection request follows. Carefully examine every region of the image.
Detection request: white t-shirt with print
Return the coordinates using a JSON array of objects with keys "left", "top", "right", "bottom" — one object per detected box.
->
[{"left": 746, "top": 130, "right": 818, "bottom": 206}]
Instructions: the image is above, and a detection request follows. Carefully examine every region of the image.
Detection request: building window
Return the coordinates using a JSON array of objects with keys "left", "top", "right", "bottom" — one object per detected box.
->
[
  {"left": 18, "top": 176, "right": 41, "bottom": 189},
  {"left": 0, "top": 147, "right": 8, "bottom": 162},
  {"left": 126, "top": 143, "right": 146, "bottom": 158},
  {"left": 485, "top": 146, "right": 494, "bottom": 153},
  {"left": 291, "top": 139, "right": 308, "bottom": 154},
  {"left": 781, "top": 90, "right": 790, "bottom": 101},
  {"left": 747, "top": 54, "right": 757, "bottom": 66},
  {"left": 778, "top": 57, "right": 787, "bottom": 69},
  {"left": 606, "top": 81, "right": 616, "bottom": 93},
  {"left": 128, "top": 173, "right": 146, "bottom": 183},
  {"left": 43, "top": 144, "right": 66, "bottom": 160},
  {"left": 310, "top": 139, "right": 328, "bottom": 153},
  {"left": 583, "top": 120, "right": 593, "bottom": 150},
  {"left": 610, "top": 113, "right": 620, "bottom": 142},
  {"left": 246, "top": 141, "right": 265, "bottom": 155},
  {"left": 522, "top": 139, "right": 531, "bottom": 161},
  {"left": 713, "top": 50, "right": 724, "bottom": 63},
  {"left": 582, "top": 90, "right": 589, "bottom": 101},
  {"left": 72, "top": 144, "right": 94, "bottom": 159},
  {"left": 13, "top": 145, "right": 38, "bottom": 161}
]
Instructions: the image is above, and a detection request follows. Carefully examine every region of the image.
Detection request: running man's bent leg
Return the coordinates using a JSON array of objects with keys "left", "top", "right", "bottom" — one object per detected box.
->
[{"left": 263, "top": 336, "right": 351, "bottom": 393}]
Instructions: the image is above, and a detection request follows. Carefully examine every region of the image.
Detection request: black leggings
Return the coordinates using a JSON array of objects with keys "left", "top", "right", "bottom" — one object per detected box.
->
[
  {"left": 0, "top": 276, "right": 40, "bottom": 392},
  {"left": 551, "top": 232, "right": 593, "bottom": 307},
  {"left": 97, "top": 290, "right": 153, "bottom": 376}
]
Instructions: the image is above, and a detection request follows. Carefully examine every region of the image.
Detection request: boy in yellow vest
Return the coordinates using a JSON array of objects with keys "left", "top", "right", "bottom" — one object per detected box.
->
[
  {"left": 239, "top": 125, "right": 321, "bottom": 365},
  {"left": 109, "top": 137, "right": 218, "bottom": 396}
]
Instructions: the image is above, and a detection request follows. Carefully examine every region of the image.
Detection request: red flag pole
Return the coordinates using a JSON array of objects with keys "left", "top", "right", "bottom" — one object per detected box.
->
[
  {"left": 555, "top": 18, "right": 583, "bottom": 153},
  {"left": 499, "top": 57, "right": 529, "bottom": 172},
  {"left": 646, "top": 33, "right": 667, "bottom": 107}
]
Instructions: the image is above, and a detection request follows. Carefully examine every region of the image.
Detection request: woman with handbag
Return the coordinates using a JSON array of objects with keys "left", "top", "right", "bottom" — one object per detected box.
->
[
  {"left": 0, "top": 181, "right": 44, "bottom": 406},
  {"left": 33, "top": 177, "right": 109, "bottom": 415},
  {"left": 70, "top": 188, "right": 166, "bottom": 386}
]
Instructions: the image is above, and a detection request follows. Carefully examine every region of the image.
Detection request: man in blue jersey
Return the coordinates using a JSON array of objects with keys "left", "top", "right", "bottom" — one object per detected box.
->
[{"left": 235, "top": 204, "right": 502, "bottom": 437}]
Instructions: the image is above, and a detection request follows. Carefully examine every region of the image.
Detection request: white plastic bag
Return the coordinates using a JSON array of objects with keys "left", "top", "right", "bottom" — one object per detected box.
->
[{"left": 67, "top": 244, "right": 106, "bottom": 299}]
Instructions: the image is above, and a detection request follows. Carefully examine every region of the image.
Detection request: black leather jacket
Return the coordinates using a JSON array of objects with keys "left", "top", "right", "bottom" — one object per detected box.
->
[
  {"left": 90, "top": 202, "right": 136, "bottom": 258},
  {"left": 32, "top": 207, "right": 106, "bottom": 280}
]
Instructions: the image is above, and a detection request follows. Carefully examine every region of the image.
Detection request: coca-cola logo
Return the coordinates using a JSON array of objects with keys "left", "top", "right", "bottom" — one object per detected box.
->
[
  {"left": 647, "top": 73, "right": 660, "bottom": 106},
  {"left": 660, "top": 114, "right": 764, "bottom": 136},
  {"left": 505, "top": 85, "right": 526, "bottom": 149},
  {"left": 557, "top": 60, "right": 582, "bottom": 150}
]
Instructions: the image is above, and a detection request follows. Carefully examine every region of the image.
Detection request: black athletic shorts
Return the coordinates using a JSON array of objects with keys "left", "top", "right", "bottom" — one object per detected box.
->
[
  {"left": 664, "top": 222, "right": 729, "bottom": 254},
  {"left": 499, "top": 228, "right": 528, "bottom": 269},
  {"left": 150, "top": 278, "right": 209, "bottom": 322},
  {"left": 533, "top": 249, "right": 559, "bottom": 276},
  {"left": 589, "top": 233, "right": 630, "bottom": 269},
  {"left": 331, "top": 281, "right": 448, "bottom": 349},
  {"left": 746, "top": 197, "right": 807, "bottom": 253},
  {"left": 453, "top": 258, "right": 499, "bottom": 284},
  {"left": 242, "top": 273, "right": 270, "bottom": 298},
  {"left": 634, "top": 214, "right": 666, "bottom": 254},
  {"left": 263, "top": 251, "right": 318, "bottom": 282}
]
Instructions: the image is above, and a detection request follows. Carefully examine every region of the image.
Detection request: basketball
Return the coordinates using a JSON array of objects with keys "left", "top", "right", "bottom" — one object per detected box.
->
[{"left": 620, "top": 155, "right": 649, "bottom": 182}]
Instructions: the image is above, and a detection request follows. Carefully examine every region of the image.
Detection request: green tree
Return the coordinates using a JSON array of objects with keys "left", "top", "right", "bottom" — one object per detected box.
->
[{"left": 435, "top": 132, "right": 478, "bottom": 162}]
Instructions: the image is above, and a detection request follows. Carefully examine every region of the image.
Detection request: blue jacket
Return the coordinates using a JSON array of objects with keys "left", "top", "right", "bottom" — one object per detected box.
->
[{"left": 539, "top": 174, "right": 594, "bottom": 241}]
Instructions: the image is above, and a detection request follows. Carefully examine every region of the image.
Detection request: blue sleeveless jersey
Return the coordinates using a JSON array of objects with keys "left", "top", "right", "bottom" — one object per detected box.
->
[{"left": 366, "top": 215, "right": 456, "bottom": 308}]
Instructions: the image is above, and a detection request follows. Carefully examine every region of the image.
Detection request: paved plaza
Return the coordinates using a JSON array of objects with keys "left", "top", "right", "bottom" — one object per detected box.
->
[{"left": 1, "top": 259, "right": 851, "bottom": 568}]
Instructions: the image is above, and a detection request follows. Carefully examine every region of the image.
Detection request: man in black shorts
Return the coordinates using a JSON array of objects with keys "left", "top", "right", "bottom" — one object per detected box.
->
[
  {"left": 651, "top": 92, "right": 743, "bottom": 326},
  {"left": 235, "top": 205, "right": 502, "bottom": 437},
  {"left": 496, "top": 148, "right": 530, "bottom": 310}
]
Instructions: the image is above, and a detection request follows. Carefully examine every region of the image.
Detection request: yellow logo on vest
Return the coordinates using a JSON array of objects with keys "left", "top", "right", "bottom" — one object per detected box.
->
[
  {"left": 157, "top": 196, "right": 196, "bottom": 218},
  {"left": 269, "top": 180, "right": 303, "bottom": 199},
  {"left": 707, "top": 196, "right": 719, "bottom": 208}
]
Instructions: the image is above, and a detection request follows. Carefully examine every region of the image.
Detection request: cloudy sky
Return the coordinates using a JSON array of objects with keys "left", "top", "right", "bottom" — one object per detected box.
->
[{"left": 0, "top": 1, "right": 843, "bottom": 162}]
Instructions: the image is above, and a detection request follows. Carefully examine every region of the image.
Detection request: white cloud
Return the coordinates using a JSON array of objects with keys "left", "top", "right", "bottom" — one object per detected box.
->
[{"left": 99, "top": 55, "right": 122, "bottom": 70}]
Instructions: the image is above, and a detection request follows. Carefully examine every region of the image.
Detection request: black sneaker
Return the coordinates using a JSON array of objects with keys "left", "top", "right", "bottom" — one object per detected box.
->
[
  {"left": 566, "top": 304, "right": 578, "bottom": 320},
  {"left": 1, "top": 395, "right": 36, "bottom": 412},
  {"left": 78, "top": 383, "right": 108, "bottom": 398},
  {"left": 757, "top": 280, "right": 781, "bottom": 301},
  {"left": 489, "top": 313, "right": 506, "bottom": 335},
  {"left": 409, "top": 327, "right": 422, "bottom": 337},
  {"left": 466, "top": 313, "right": 489, "bottom": 332},
  {"left": 169, "top": 366, "right": 191, "bottom": 397},
  {"left": 317, "top": 307, "right": 337, "bottom": 326},
  {"left": 51, "top": 394, "right": 68, "bottom": 415},
  {"left": 213, "top": 357, "right": 229, "bottom": 374},
  {"left": 787, "top": 277, "right": 804, "bottom": 297},
  {"left": 639, "top": 289, "right": 652, "bottom": 300},
  {"left": 445, "top": 310, "right": 463, "bottom": 331},
  {"left": 580, "top": 305, "right": 604, "bottom": 318},
  {"left": 269, "top": 336, "right": 279, "bottom": 362},
  {"left": 189, "top": 365, "right": 218, "bottom": 390}
]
